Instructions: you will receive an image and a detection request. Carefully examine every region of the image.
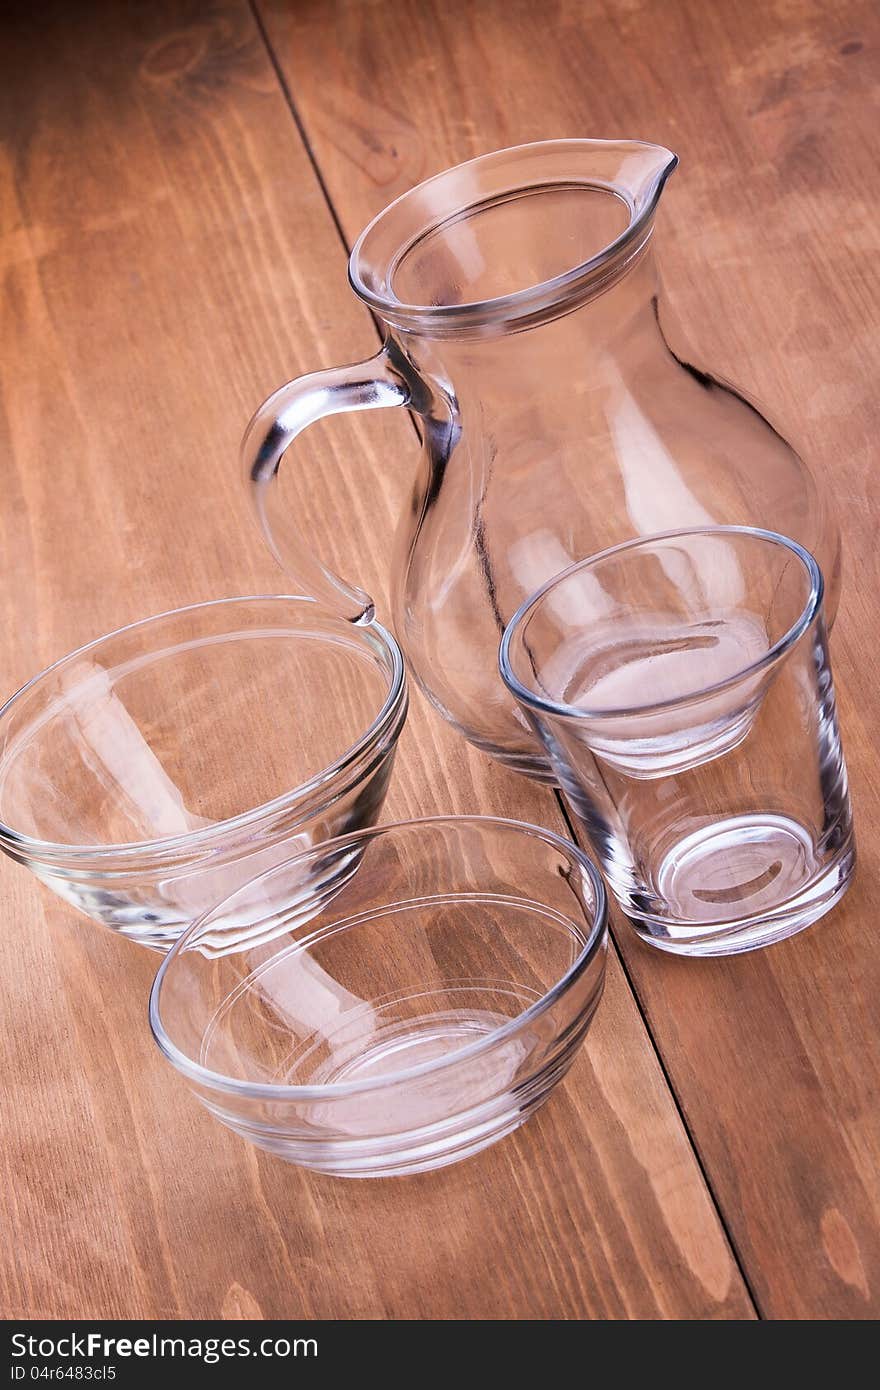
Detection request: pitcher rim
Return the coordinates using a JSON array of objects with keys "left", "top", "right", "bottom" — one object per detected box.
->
[{"left": 348, "top": 138, "right": 678, "bottom": 334}]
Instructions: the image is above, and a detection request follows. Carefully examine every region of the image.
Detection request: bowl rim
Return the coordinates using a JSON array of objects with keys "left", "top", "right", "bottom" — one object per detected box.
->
[
  {"left": 0, "top": 595, "right": 406, "bottom": 864},
  {"left": 148, "top": 814, "right": 608, "bottom": 1101}
]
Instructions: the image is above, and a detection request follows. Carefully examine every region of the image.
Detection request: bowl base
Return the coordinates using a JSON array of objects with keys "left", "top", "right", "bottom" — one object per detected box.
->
[
  {"left": 316, "top": 1006, "right": 517, "bottom": 1084},
  {"left": 236, "top": 1091, "right": 556, "bottom": 1178}
]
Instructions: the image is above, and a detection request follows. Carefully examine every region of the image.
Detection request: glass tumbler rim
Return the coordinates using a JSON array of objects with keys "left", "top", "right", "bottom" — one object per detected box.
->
[
  {"left": 499, "top": 525, "right": 824, "bottom": 723},
  {"left": 0, "top": 594, "right": 407, "bottom": 865},
  {"left": 148, "top": 814, "right": 608, "bottom": 1103},
  {"left": 348, "top": 137, "right": 677, "bottom": 334}
]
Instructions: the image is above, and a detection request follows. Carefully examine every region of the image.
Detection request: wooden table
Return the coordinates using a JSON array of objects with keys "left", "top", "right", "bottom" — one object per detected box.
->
[{"left": 2, "top": 0, "right": 878, "bottom": 1321}]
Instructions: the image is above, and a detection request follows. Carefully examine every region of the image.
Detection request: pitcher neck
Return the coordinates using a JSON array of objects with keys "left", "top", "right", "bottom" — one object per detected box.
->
[{"left": 387, "top": 245, "right": 665, "bottom": 400}]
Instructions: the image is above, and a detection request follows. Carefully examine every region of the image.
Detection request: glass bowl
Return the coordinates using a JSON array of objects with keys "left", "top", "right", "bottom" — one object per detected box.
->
[
  {"left": 149, "top": 816, "right": 608, "bottom": 1177},
  {"left": 0, "top": 596, "right": 407, "bottom": 949}
]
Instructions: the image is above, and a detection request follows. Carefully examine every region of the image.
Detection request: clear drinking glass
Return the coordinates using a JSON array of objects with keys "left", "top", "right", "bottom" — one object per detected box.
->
[
  {"left": 242, "top": 139, "right": 840, "bottom": 782},
  {"left": 500, "top": 527, "right": 855, "bottom": 956},
  {"left": 0, "top": 597, "right": 406, "bottom": 949},
  {"left": 150, "top": 817, "right": 608, "bottom": 1177}
]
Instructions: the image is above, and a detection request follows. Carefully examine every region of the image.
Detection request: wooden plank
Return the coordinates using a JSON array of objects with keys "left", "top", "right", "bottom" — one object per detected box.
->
[
  {"left": 258, "top": 0, "right": 880, "bottom": 1316},
  {"left": 0, "top": 0, "right": 750, "bottom": 1318}
]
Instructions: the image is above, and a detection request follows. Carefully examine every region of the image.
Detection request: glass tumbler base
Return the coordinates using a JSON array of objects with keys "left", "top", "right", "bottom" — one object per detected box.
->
[{"left": 627, "top": 814, "right": 855, "bottom": 957}]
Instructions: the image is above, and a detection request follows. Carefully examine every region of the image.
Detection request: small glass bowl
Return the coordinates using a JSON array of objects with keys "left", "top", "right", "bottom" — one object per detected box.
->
[
  {"left": 0, "top": 596, "right": 406, "bottom": 949},
  {"left": 149, "top": 816, "right": 608, "bottom": 1178}
]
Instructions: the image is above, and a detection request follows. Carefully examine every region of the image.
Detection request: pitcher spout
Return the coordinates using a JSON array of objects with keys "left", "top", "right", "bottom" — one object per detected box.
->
[{"left": 613, "top": 140, "right": 678, "bottom": 220}]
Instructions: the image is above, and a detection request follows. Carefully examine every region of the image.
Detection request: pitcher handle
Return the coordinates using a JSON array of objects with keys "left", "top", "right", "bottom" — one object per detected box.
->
[{"left": 242, "top": 350, "right": 411, "bottom": 624}]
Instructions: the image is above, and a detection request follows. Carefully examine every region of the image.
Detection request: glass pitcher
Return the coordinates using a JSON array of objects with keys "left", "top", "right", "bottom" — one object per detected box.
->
[{"left": 243, "top": 140, "right": 839, "bottom": 781}]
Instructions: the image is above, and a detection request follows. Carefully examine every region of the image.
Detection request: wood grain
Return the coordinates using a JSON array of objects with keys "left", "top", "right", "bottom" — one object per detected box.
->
[
  {"left": 258, "top": 0, "right": 880, "bottom": 1317},
  {"left": 0, "top": 0, "right": 750, "bottom": 1318}
]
